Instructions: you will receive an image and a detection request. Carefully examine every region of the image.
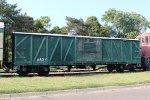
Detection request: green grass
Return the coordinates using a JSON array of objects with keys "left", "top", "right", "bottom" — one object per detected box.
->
[{"left": 0, "top": 71, "right": 150, "bottom": 94}]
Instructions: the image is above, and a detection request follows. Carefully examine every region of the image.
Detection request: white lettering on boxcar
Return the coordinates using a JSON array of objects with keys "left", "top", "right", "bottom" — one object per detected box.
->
[{"left": 37, "top": 58, "right": 47, "bottom": 62}]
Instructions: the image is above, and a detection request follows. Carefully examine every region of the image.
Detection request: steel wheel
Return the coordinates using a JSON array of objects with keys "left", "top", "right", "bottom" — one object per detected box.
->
[
  {"left": 17, "top": 71, "right": 28, "bottom": 76},
  {"left": 38, "top": 66, "right": 50, "bottom": 76},
  {"left": 67, "top": 66, "right": 72, "bottom": 72},
  {"left": 107, "top": 65, "right": 115, "bottom": 72},
  {"left": 91, "top": 65, "right": 96, "bottom": 71},
  {"left": 116, "top": 65, "right": 125, "bottom": 73},
  {"left": 129, "top": 65, "right": 135, "bottom": 71}
]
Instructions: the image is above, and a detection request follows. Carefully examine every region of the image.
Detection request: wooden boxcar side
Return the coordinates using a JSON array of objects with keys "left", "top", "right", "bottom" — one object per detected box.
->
[
  {"left": 101, "top": 38, "right": 140, "bottom": 64},
  {"left": 13, "top": 33, "right": 76, "bottom": 66},
  {"left": 13, "top": 32, "right": 141, "bottom": 75}
]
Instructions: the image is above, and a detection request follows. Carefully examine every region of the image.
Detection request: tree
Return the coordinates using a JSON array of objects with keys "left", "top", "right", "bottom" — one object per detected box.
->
[
  {"left": 85, "top": 16, "right": 101, "bottom": 36},
  {"left": 66, "top": 16, "right": 110, "bottom": 37},
  {"left": 13, "top": 14, "right": 35, "bottom": 32},
  {"left": 51, "top": 26, "right": 68, "bottom": 34},
  {"left": 0, "top": 0, "right": 20, "bottom": 33},
  {"left": 33, "top": 16, "right": 51, "bottom": 33},
  {"left": 0, "top": 0, "right": 20, "bottom": 23},
  {"left": 38, "top": 16, "right": 51, "bottom": 31},
  {"left": 51, "top": 26, "right": 61, "bottom": 33},
  {"left": 66, "top": 16, "right": 88, "bottom": 35},
  {"left": 102, "top": 8, "right": 150, "bottom": 38},
  {"left": 33, "top": 19, "right": 47, "bottom": 33},
  {"left": 60, "top": 26, "right": 68, "bottom": 34},
  {"left": 98, "top": 26, "right": 111, "bottom": 37},
  {"left": 127, "top": 31, "right": 137, "bottom": 39},
  {"left": 0, "top": 0, "right": 36, "bottom": 33}
]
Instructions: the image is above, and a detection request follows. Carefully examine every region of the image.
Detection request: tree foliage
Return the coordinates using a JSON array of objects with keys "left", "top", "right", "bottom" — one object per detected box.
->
[
  {"left": 0, "top": 0, "right": 20, "bottom": 23},
  {"left": 66, "top": 16, "right": 88, "bottom": 35},
  {"left": 33, "top": 16, "right": 51, "bottom": 33},
  {"left": 51, "top": 26, "right": 61, "bottom": 33},
  {"left": 98, "top": 26, "right": 112, "bottom": 37},
  {"left": 85, "top": 16, "right": 101, "bottom": 36},
  {"left": 0, "top": 0, "right": 35, "bottom": 32},
  {"left": 102, "top": 8, "right": 150, "bottom": 38},
  {"left": 13, "top": 14, "right": 35, "bottom": 32},
  {"left": 51, "top": 26, "right": 68, "bottom": 34},
  {"left": 0, "top": 0, "right": 51, "bottom": 33},
  {"left": 0, "top": 0, "right": 20, "bottom": 33},
  {"left": 38, "top": 16, "right": 51, "bottom": 31},
  {"left": 66, "top": 16, "right": 110, "bottom": 37},
  {"left": 1, "top": 1, "right": 150, "bottom": 38},
  {"left": 60, "top": 26, "right": 68, "bottom": 34}
]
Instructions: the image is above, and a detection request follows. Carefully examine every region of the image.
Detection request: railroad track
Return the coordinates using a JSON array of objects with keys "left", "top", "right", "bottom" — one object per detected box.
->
[
  {"left": 0, "top": 69, "right": 108, "bottom": 76},
  {"left": 0, "top": 68, "right": 147, "bottom": 77}
]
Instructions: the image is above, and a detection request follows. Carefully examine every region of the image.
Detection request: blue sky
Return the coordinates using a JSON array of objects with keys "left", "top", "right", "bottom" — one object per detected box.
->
[{"left": 7, "top": 0, "right": 150, "bottom": 29}]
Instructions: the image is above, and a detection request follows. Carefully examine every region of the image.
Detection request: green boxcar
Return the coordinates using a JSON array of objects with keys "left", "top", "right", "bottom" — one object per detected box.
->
[
  {"left": 14, "top": 33, "right": 76, "bottom": 66},
  {"left": 13, "top": 32, "right": 141, "bottom": 74},
  {"left": 101, "top": 38, "right": 140, "bottom": 64},
  {"left": 75, "top": 37, "right": 140, "bottom": 65},
  {"left": 76, "top": 37, "right": 102, "bottom": 64}
]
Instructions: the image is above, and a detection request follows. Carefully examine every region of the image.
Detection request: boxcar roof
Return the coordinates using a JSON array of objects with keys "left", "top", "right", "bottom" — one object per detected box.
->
[{"left": 13, "top": 32, "right": 139, "bottom": 41}]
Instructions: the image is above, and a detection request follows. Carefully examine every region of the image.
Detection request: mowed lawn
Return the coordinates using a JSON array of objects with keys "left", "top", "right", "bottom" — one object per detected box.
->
[{"left": 0, "top": 71, "right": 150, "bottom": 94}]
